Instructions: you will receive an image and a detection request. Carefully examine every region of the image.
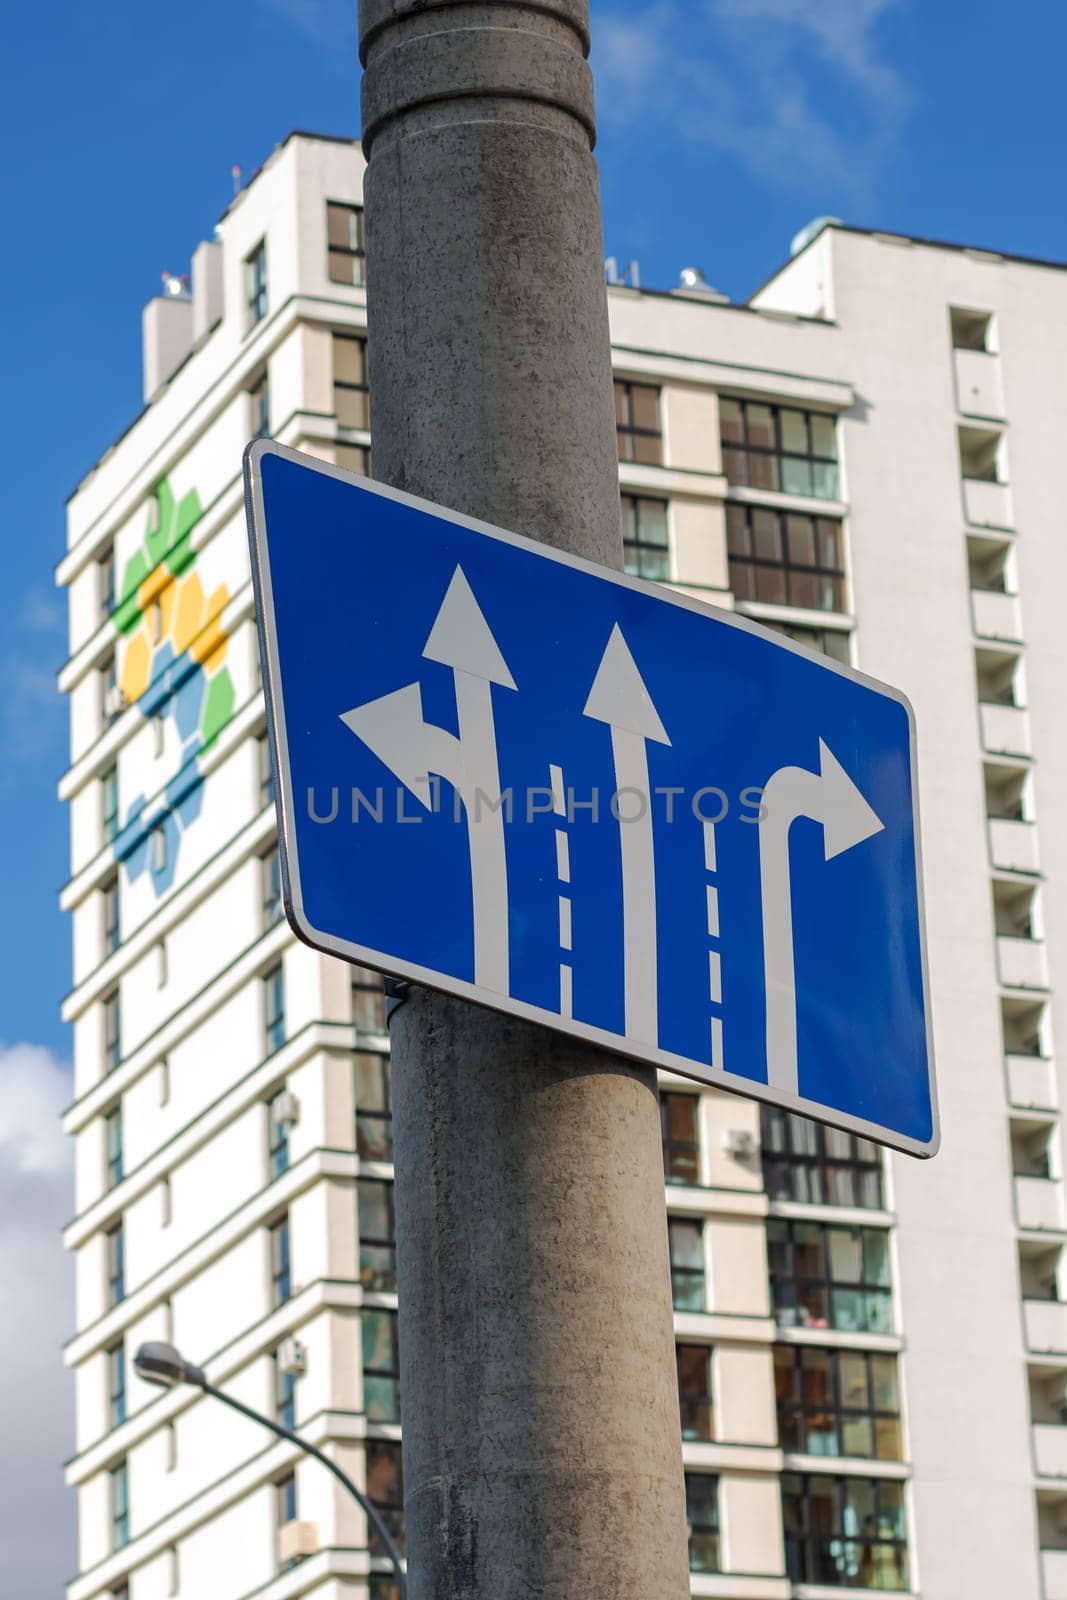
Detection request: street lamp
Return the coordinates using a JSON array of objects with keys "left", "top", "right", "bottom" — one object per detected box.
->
[{"left": 133, "top": 1341, "right": 406, "bottom": 1597}]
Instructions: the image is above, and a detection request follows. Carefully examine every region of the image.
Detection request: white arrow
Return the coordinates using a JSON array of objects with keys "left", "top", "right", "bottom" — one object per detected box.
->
[
  {"left": 340, "top": 565, "right": 516, "bottom": 995},
  {"left": 583, "top": 624, "right": 670, "bottom": 1045},
  {"left": 759, "top": 738, "right": 884, "bottom": 1095}
]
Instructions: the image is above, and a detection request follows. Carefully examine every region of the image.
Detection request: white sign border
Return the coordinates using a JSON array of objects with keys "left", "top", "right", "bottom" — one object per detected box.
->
[{"left": 244, "top": 438, "right": 939, "bottom": 1159}]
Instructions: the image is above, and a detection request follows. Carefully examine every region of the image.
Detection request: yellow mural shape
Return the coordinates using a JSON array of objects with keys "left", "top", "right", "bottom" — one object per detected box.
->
[
  {"left": 192, "top": 583, "right": 230, "bottom": 670},
  {"left": 172, "top": 573, "right": 205, "bottom": 655},
  {"left": 119, "top": 631, "right": 151, "bottom": 704}
]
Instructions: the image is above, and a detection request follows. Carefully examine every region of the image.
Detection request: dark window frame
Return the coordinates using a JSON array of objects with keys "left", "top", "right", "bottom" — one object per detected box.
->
[
  {"left": 661, "top": 1091, "right": 700, "bottom": 1186},
  {"left": 358, "top": 1175, "right": 397, "bottom": 1292},
  {"left": 108, "top": 1339, "right": 127, "bottom": 1428},
  {"left": 103, "top": 989, "right": 121, "bottom": 1073},
  {"left": 110, "top": 1458, "right": 129, "bottom": 1550},
  {"left": 264, "top": 963, "right": 286, "bottom": 1055},
  {"left": 356, "top": 1050, "right": 394, "bottom": 1162},
  {"left": 99, "top": 546, "right": 116, "bottom": 620},
  {"left": 775, "top": 1344, "right": 902, "bottom": 1462},
  {"left": 622, "top": 493, "right": 669, "bottom": 581},
  {"left": 270, "top": 1213, "right": 292, "bottom": 1307},
  {"left": 105, "top": 1103, "right": 124, "bottom": 1189},
  {"left": 720, "top": 396, "right": 839, "bottom": 499},
  {"left": 367, "top": 1438, "right": 405, "bottom": 1559},
  {"left": 274, "top": 1349, "right": 297, "bottom": 1431},
  {"left": 685, "top": 1471, "right": 721, "bottom": 1574},
  {"left": 250, "top": 369, "right": 270, "bottom": 439},
  {"left": 762, "top": 619, "right": 852, "bottom": 665},
  {"left": 762, "top": 1107, "right": 884, "bottom": 1209},
  {"left": 352, "top": 966, "right": 387, "bottom": 1034},
  {"left": 334, "top": 332, "right": 370, "bottom": 432},
  {"left": 326, "top": 200, "right": 367, "bottom": 287},
  {"left": 102, "top": 765, "right": 119, "bottom": 845},
  {"left": 103, "top": 873, "right": 121, "bottom": 956},
  {"left": 782, "top": 1471, "right": 908, "bottom": 1590},
  {"left": 261, "top": 847, "right": 283, "bottom": 931},
  {"left": 258, "top": 731, "right": 275, "bottom": 810},
  {"left": 768, "top": 1218, "right": 893, "bottom": 1334},
  {"left": 246, "top": 240, "right": 268, "bottom": 329},
  {"left": 106, "top": 1219, "right": 125, "bottom": 1306},
  {"left": 668, "top": 1215, "right": 706, "bottom": 1312},
  {"left": 267, "top": 1090, "right": 290, "bottom": 1180},
  {"left": 615, "top": 377, "right": 663, "bottom": 464},
  {"left": 727, "top": 501, "right": 846, "bottom": 613},
  {"left": 362, "top": 1307, "right": 401, "bottom": 1423},
  {"left": 677, "top": 1342, "right": 714, "bottom": 1441}
]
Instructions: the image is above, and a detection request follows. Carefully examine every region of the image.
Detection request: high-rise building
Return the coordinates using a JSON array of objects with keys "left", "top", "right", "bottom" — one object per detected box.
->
[{"left": 59, "top": 132, "right": 1067, "bottom": 1600}]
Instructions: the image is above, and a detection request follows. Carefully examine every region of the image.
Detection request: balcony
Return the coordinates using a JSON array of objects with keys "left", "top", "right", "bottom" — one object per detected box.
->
[
  {"left": 1008, "top": 1055, "right": 1058, "bottom": 1112},
  {"left": 1043, "top": 1548, "right": 1067, "bottom": 1600},
  {"left": 989, "top": 818, "right": 1040, "bottom": 875},
  {"left": 980, "top": 702, "right": 1031, "bottom": 758},
  {"left": 998, "top": 936, "right": 1049, "bottom": 990},
  {"left": 963, "top": 477, "right": 1013, "bottom": 529},
  {"left": 971, "top": 588, "right": 1022, "bottom": 643},
  {"left": 1036, "top": 1424, "right": 1067, "bottom": 1479},
  {"left": 1017, "top": 1177, "right": 1066, "bottom": 1232},
  {"left": 954, "top": 347, "right": 1005, "bottom": 419},
  {"left": 1026, "top": 1300, "right": 1067, "bottom": 1355}
]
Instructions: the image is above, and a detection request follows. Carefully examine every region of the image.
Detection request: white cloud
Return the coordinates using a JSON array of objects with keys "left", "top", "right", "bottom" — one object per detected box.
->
[
  {"left": 591, "top": 0, "right": 910, "bottom": 208},
  {"left": 1, "top": 659, "right": 61, "bottom": 766},
  {"left": 0, "top": 1043, "right": 75, "bottom": 1598},
  {"left": 262, "top": 0, "right": 359, "bottom": 57}
]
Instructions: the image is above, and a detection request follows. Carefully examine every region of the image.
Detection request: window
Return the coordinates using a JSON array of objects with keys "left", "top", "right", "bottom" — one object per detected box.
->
[
  {"left": 159, "top": 1057, "right": 170, "bottom": 1106},
  {"left": 668, "top": 1216, "right": 705, "bottom": 1311},
  {"left": 661, "top": 1091, "right": 700, "bottom": 1185},
  {"left": 250, "top": 370, "right": 270, "bottom": 439},
  {"left": 763, "top": 619, "right": 851, "bottom": 665},
  {"left": 762, "top": 1108, "right": 883, "bottom": 1209},
  {"left": 336, "top": 442, "right": 371, "bottom": 476},
  {"left": 153, "top": 709, "right": 165, "bottom": 757},
  {"left": 677, "top": 1344, "right": 713, "bottom": 1441},
  {"left": 156, "top": 940, "right": 168, "bottom": 988},
  {"left": 165, "top": 1422, "right": 177, "bottom": 1471},
  {"left": 775, "top": 1345, "right": 902, "bottom": 1461},
  {"left": 685, "top": 1473, "right": 720, "bottom": 1574},
  {"left": 258, "top": 731, "right": 275, "bottom": 808},
  {"left": 327, "top": 201, "right": 366, "bottom": 286},
  {"left": 99, "top": 546, "right": 116, "bottom": 620},
  {"left": 103, "top": 989, "right": 121, "bottom": 1072},
  {"left": 615, "top": 379, "right": 662, "bottom": 464},
  {"left": 270, "top": 1213, "right": 292, "bottom": 1307},
  {"left": 958, "top": 424, "right": 1003, "bottom": 483},
  {"left": 353, "top": 967, "right": 387, "bottom": 1033},
  {"left": 264, "top": 963, "right": 286, "bottom": 1054},
  {"left": 275, "top": 1349, "right": 297, "bottom": 1431},
  {"left": 767, "top": 1219, "right": 892, "bottom": 1334},
  {"left": 276, "top": 1470, "right": 298, "bottom": 1570},
  {"left": 367, "top": 1438, "right": 405, "bottom": 1557},
  {"left": 105, "top": 1104, "right": 123, "bottom": 1189},
  {"left": 782, "top": 1473, "right": 908, "bottom": 1590},
  {"left": 102, "top": 765, "right": 119, "bottom": 845},
  {"left": 334, "top": 333, "right": 370, "bottom": 431},
  {"left": 108, "top": 1340, "right": 126, "bottom": 1427},
  {"left": 111, "top": 1586, "right": 129, "bottom": 1600},
  {"left": 246, "top": 240, "right": 268, "bottom": 329},
  {"left": 720, "top": 397, "right": 838, "bottom": 499},
  {"left": 107, "top": 1220, "right": 125, "bottom": 1306},
  {"left": 950, "top": 306, "right": 994, "bottom": 352},
  {"left": 262, "top": 847, "right": 283, "bottom": 930},
  {"left": 356, "top": 1051, "right": 393, "bottom": 1161},
  {"left": 621, "top": 493, "right": 669, "bottom": 580},
  {"left": 102, "top": 874, "right": 120, "bottom": 956},
  {"left": 166, "top": 1545, "right": 179, "bottom": 1596},
  {"left": 268, "top": 1090, "right": 290, "bottom": 1179},
  {"left": 727, "top": 503, "right": 846, "bottom": 612},
  {"left": 151, "top": 823, "right": 167, "bottom": 876},
  {"left": 362, "top": 1308, "right": 400, "bottom": 1422},
  {"left": 101, "top": 653, "right": 119, "bottom": 727},
  {"left": 359, "top": 1177, "right": 397, "bottom": 1291},
  {"left": 110, "top": 1459, "right": 129, "bottom": 1550}
]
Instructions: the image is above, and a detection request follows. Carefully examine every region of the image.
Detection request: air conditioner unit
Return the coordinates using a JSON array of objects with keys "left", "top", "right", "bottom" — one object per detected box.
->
[
  {"left": 104, "top": 684, "right": 128, "bottom": 717},
  {"left": 278, "top": 1519, "right": 319, "bottom": 1563},
  {"left": 274, "top": 1090, "right": 301, "bottom": 1130},
  {"left": 278, "top": 1337, "right": 307, "bottom": 1378},
  {"left": 722, "top": 1128, "right": 757, "bottom": 1157}
]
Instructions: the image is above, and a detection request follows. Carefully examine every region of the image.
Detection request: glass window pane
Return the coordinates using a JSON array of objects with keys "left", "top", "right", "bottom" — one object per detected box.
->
[
  {"left": 630, "top": 385, "right": 660, "bottom": 432},
  {"left": 752, "top": 509, "right": 782, "bottom": 562},
  {"left": 358, "top": 1178, "right": 391, "bottom": 1240},
  {"left": 810, "top": 413, "right": 837, "bottom": 459},
  {"left": 614, "top": 381, "right": 630, "bottom": 426},
  {"left": 355, "top": 1053, "right": 387, "bottom": 1110},
  {"left": 721, "top": 444, "right": 748, "bottom": 485},
  {"left": 874, "top": 1416, "right": 903, "bottom": 1459},
  {"left": 638, "top": 499, "right": 668, "bottom": 544},
  {"left": 780, "top": 456, "right": 814, "bottom": 497},
  {"left": 786, "top": 515, "right": 816, "bottom": 566},
  {"left": 789, "top": 570, "right": 819, "bottom": 610},
  {"left": 748, "top": 451, "right": 780, "bottom": 491},
  {"left": 632, "top": 432, "right": 662, "bottom": 466},
  {"left": 838, "top": 1352, "right": 869, "bottom": 1407},
  {"left": 829, "top": 1229, "right": 864, "bottom": 1283},
  {"left": 719, "top": 398, "right": 743, "bottom": 443},
  {"left": 788, "top": 1115, "right": 818, "bottom": 1156},
  {"left": 800, "top": 1350, "right": 833, "bottom": 1404},
  {"left": 862, "top": 1230, "right": 891, "bottom": 1286},
  {"left": 746, "top": 404, "right": 775, "bottom": 451},
  {"left": 730, "top": 561, "right": 756, "bottom": 601},
  {"left": 811, "top": 460, "right": 839, "bottom": 499},
  {"left": 334, "top": 337, "right": 366, "bottom": 384},
  {"left": 756, "top": 565, "right": 788, "bottom": 605},
  {"left": 818, "top": 519, "right": 842, "bottom": 568},
  {"left": 780, "top": 410, "right": 809, "bottom": 454},
  {"left": 337, "top": 387, "right": 370, "bottom": 429},
  {"left": 870, "top": 1355, "right": 899, "bottom": 1411},
  {"left": 327, "top": 204, "right": 353, "bottom": 247},
  {"left": 669, "top": 1219, "right": 704, "bottom": 1270},
  {"left": 725, "top": 504, "right": 750, "bottom": 556},
  {"left": 363, "top": 1309, "right": 396, "bottom": 1370}
]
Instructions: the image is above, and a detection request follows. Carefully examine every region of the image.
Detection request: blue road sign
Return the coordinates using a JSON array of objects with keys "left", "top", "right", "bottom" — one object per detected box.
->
[{"left": 245, "top": 441, "right": 937, "bottom": 1157}]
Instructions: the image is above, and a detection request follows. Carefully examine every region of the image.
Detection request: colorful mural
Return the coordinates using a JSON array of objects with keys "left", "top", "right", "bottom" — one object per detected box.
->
[{"left": 113, "top": 478, "right": 235, "bottom": 894}]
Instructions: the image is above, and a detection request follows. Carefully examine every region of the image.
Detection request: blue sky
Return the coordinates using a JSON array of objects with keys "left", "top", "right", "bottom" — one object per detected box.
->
[{"left": 1, "top": 0, "right": 1066, "bottom": 1590}]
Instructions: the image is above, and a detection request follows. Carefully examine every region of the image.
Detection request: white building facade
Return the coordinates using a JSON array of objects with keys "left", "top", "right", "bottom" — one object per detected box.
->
[{"left": 59, "top": 132, "right": 1067, "bottom": 1600}]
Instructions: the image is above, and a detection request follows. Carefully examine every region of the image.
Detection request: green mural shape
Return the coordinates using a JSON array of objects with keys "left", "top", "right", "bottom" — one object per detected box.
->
[
  {"left": 114, "top": 477, "right": 203, "bottom": 634},
  {"left": 200, "top": 668, "right": 235, "bottom": 746},
  {"left": 115, "top": 549, "right": 149, "bottom": 636}
]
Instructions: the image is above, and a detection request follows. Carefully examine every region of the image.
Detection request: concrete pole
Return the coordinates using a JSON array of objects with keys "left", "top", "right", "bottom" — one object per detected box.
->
[{"left": 357, "top": 4, "right": 692, "bottom": 1596}]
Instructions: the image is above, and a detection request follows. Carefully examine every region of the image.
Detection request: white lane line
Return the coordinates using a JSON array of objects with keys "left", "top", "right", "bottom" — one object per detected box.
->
[
  {"left": 710, "top": 1015, "right": 724, "bottom": 1071},
  {"left": 559, "top": 963, "right": 573, "bottom": 1017},
  {"left": 549, "top": 763, "right": 566, "bottom": 815},
  {"left": 703, "top": 820, "right": 717, "bottom": 873},
  {"left": 559, "top": 895, "right": 573, "bottom": 952},
  {"left": 555, "top": 827, "right": 571, "bottom": 884},
  {"left": 708, "top": 949, "right": 722, "bottom": 1005},
  {"left": 705, "top": 883, "right": 720, "bottom": 939}
]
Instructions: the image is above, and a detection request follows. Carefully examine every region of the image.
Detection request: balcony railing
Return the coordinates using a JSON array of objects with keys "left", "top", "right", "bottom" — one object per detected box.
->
[
  {"left": 1035, "top": 1423, "right": 1067, "bottom": 1478},
  {"left": 989, "top": 818, "right": 1039, "bottom": 875},
  {"left": 954, "top": 348, "right": 1005, "bottom": 420},
  {"left": 998, "top": 935, "right": 1049, "bottom": 990},
  {"left": 1007, "top": 1054, "right": 1057, "bottom": 1111},
  {"left": 963, "top": 477, "right": 1013, "bottom": 529},
  {"left": 1025, "top": 1299, "right": 1067, "bottom": 1355},
  {"left": 1016, "top": 1176, "right": 1066, "bottom": 1232},
  {"left": 1043, "top": 1548, "right": 1067, "bottom": 1600},
  {"left": 971, "top": 588, "right": 1022, "bottom": 643},
  {"left": 980, "top": 702, "right": 1031, "bottom": 758}
]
